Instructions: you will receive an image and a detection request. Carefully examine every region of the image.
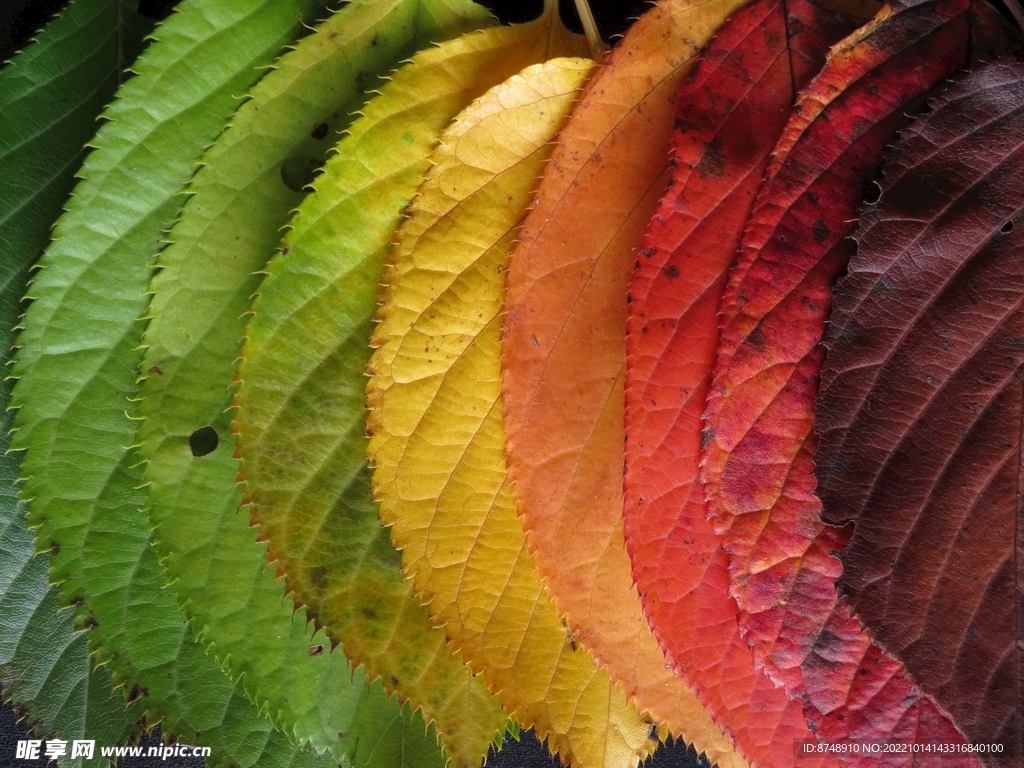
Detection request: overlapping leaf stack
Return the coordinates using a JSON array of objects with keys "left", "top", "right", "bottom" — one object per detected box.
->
[{"left": 0, "top": 0, "right": 1020, "bottom": 766}]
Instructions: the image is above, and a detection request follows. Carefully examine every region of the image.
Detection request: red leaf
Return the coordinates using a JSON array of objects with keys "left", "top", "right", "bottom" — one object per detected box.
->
[
  {"left": 700, "top": 0, "right": 989, "bottom": 756},
  {"left": 816, "top": 62, "right": 1024, "bottom": 757},
  {"left": 622, "top": 0, "right": 856, "bottom": 765}
]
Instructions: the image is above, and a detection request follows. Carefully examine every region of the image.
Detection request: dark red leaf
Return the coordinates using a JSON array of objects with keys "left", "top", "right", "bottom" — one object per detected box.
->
[
  {"left": 699, "top": 0, "right": 993, "bottom": 757},
  {"left": 816, "top": 62, "right": 1024, "bottom": 759}
]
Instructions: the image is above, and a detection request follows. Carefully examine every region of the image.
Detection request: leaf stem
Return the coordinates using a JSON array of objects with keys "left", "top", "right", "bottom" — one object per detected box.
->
[{"left": 573, "top": 0, "right": 607, "bottom": 56}]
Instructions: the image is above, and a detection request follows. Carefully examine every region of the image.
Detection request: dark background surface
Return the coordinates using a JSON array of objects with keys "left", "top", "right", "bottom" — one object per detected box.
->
[{"left": 0, "top": 1, "right": 706, "bottom": 766}]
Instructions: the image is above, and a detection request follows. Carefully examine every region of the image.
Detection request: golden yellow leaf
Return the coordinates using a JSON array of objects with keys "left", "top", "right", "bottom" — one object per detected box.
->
[{"left": 368, "top": 58, "right": 659, "bottom": 768}]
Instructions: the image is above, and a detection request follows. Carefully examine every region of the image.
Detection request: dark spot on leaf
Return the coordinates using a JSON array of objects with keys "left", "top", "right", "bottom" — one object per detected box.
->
[
  {"left": 664, "top": 265, "right": 680, "bottom": 279},
  {"left": 127, "top": 684, "right": 148, "bottom": 703},
  {"left": 50, "top": 541, "right": 59, "bottom": 556},
  {"left": 1000, "top": 220, "right": 1013, "bottom": 234},
  {"left": 189, "top": 426, "right": 218, "bottom": 457},
  {"left": 812, "top": 218, "right": 831, "bottom": 243},
  {"left": 701, "top": 428, "right": 714, "bottom": 449},
  {"left": 747, "top": 322, "right": 767, "bottom": 352},
  {"left": 280, "top": 157, "right": 319, "bottom": 192},
  {"left": 310, "top": 122, "right": 329, "bottom": 140},
  {"left": 338, "top": 733, "right": 347, "bottom": 741},
  {"left": 390, "top": 676, "right": 399, "bottom": 685},
  {"left": 84, "top": 616, "right": 99, "bottom": 629},
  {"left": 150, "top": 365, "right": 163, "bottom": 375},
  {"left": 697, "top": 136, "right": 726, "bottom": 179},
  {"left": 361, "top": 606, "right": 377, "bottom": 620}
]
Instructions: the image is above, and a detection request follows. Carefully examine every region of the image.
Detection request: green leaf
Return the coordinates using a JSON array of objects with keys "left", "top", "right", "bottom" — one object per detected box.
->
[
  {"left": 0, "top": 0, "right": 150, "bottom": 344},
  {"left": 5, "top": 0, "right": 366, "bottom": 761},
  {"left": 0, "top": 508, "right": 140, "bottom": 768},
  {"left": 233, "top": 9, "right": 589, "bottom": 764},
  {"left": 0, "top": 0, "right": 151, "bottom": 761},
  {"left": 132, "top": 2, "right": 497, "bottom": 765}
]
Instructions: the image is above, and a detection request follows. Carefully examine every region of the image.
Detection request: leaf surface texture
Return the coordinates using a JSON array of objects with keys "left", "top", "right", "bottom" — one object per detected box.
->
[
  {"left": 499, "top": 0, "right": 796, "bottom": 764},
  {"left": 235, "top": 8, "right": 590, "bottom": 764},
  {"left": 620, "top": 0, "right": 854, "bottom": 765},
  {"left": 367, "top": 56, "right": 663, "bottom": 768},
  {"left": 132, "top": 2, "right": 499, "bottom": 764},
  {"left": 0, "top": 0, "right": 150, "bottom": 757},
  {"left": 816, "top": 61, "right": 1024, "bottom": 755},
  {"left": 701, "top": 0, "right": 984, "bottom": 752},
  {"left": 5, "top": 0, "right": 376, "bottom": 760}
]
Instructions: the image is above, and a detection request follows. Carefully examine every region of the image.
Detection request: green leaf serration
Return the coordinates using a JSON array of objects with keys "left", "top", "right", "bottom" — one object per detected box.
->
[
  {"left": 5, "top": 0, "right": 376, "bottom": 761},
  {"left": 132, "top": 2, "right": 499, "bottom": 766},
  {"left": 0, "top": 0, "right": 151, "bottom": 760}
]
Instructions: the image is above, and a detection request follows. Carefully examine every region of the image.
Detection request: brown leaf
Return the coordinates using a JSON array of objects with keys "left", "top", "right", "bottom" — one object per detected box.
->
[{"left": 817, "top": 61, "right": 1024, "bottom": 759}]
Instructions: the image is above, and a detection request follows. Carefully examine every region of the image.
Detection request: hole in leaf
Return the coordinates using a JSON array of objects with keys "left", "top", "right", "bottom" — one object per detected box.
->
[
  {"left": 189, "top": 425, "right": 218, "bottom": 457},
  {"left": 1001, "top": 220, "right": 1014, "bottom": 234},
  {"left": 311, "top": 122, "right": 329, "bottom": 140},
  {"left": 863, "top": 180, "right": 883, "bottom": 205},
  {"left": 280, "top": 157, "right": 319, "bottom": 192}
]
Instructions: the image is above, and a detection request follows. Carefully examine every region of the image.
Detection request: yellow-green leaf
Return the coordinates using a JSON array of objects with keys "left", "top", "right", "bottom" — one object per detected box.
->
[{"left": 234, "top": 7, "right": 591, "bottom": 765}]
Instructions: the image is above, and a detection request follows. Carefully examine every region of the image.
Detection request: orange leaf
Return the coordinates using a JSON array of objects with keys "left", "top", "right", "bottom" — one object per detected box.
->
[{"left": 502, "top": 0, "right": 754, "bottom": 763}]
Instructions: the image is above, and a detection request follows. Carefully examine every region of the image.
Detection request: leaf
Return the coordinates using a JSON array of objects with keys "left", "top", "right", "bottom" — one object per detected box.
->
[
  {"left": 5, "top": 0, "right": 386, "bottom": 760},
  {"left": 0, "top": 509, "right": 140, "bottom": 768},
  {"left": 700, "top": 0, "right": 989, "bottom": 748},
  {"left": 816, "top": 61, "right": 1024, "bottom": 752},
  {"left": 619, "top": 0, "right": 857, "bottom": 764},
  {"left": 235, "top": 5, "right": 590, "bottom": 763},
  {"left": 498, "top": 0, "right": 782, "bottom": 762},
  {"left": 78, "top": 478, "right": 323, "bottom": 768},
  {"left": 0, "top": 0, "right": 151, "bottom": 761},
  {"left": 131, "top": 2, "right": 500, "bottom": 764},
  {"left": 367, "top": 56, "right": 661, "bottom": 768}
]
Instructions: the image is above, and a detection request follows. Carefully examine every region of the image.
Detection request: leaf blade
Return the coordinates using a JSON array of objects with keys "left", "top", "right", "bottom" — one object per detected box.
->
[
  {"left": 816, "top": 61, "right": 1024, "bottom": 754},
  {"left": 235, "top": 13, "right": 591, "bottom": 765},
  {"left": 5, "top": 0, "right": 381, "bottom": 759},
  {"left": 367, "top": 56, "right": 661, "bottom": 768},
  {"left": 132, "top": 2, "right": 501, "bottom": 764},
  {"left": 701, "top": 0, "right": 986, "bottom": 750},
  {"left": 498, "top": 0, "right": 791, "bottom": 764},
  {"left": 0, "top": 1, "right": 152, "bottom": 761},
  {"left": 620, "top": 1, "right": 857, "bottom": 765}
]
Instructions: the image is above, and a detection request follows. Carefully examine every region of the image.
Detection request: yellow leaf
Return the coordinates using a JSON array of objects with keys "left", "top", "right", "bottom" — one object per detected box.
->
[{"left": 368, "top": 58, "right": 659, "bottom": 768}]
